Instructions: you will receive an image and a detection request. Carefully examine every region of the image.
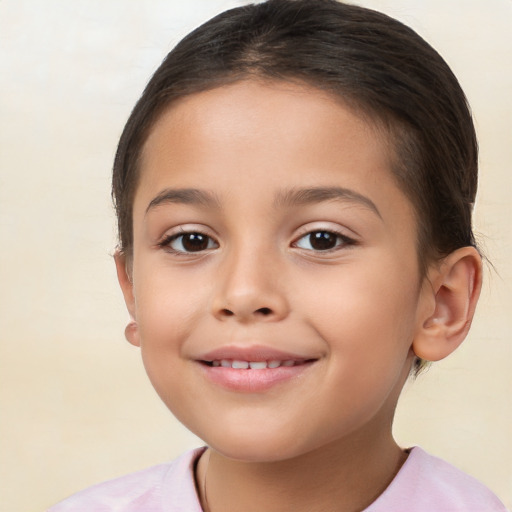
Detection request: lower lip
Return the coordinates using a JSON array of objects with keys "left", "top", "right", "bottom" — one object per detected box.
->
[{"left": 198, "top": 362, "right": 315, "bottom": 392}]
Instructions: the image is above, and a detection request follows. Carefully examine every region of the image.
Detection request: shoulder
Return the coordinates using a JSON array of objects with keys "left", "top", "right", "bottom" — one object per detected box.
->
[
  {"left": 46, "top": 447, "right": 206, "bottom": 512},
  {"left": 367, "top": 447, "right": 508, "bottom": 512}
]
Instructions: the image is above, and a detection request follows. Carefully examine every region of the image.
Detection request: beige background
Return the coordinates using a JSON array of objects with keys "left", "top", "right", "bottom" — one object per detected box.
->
[{"left": 0, "top": 1, "right": 510, "bottom": 510}]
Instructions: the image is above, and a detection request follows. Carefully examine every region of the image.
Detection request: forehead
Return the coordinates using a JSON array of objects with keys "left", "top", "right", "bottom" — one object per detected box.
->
[
  {"left": 135, "top": 79, "right": 413, "bottom": 231},
  {"left": 140, "top": 80, "right": 394, "bottom": 182}
]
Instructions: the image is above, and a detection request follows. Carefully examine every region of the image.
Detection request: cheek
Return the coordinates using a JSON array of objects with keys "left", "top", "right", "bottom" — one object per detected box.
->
[
  {"left": 132, "top": 265, "right": 207, "bottom": 389},
  {"left": 307, "top": 266, "right": 419, "bottom": 432},
  {"left": 134, "top": 257, "right": 206, "bottom": 333},
  {"left": 299, "top": 256, "right": 420, "bottom": 364}
]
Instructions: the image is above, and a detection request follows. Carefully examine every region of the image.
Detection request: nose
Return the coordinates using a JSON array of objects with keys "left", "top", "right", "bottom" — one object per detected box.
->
[{"left": 211, "top": 247, "right": 290, "bottom": 323}]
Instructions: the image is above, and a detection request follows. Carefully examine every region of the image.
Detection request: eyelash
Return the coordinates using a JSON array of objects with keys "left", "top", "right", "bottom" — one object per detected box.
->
[
  {"left": 293, "top": 229, "right": 357, "bottom": 253},
  {"left": 158, "top": 229, "right": 218, "bottom": 255},
  {"left": 158, "top": 228, "right": 357, "bottom": 255}
]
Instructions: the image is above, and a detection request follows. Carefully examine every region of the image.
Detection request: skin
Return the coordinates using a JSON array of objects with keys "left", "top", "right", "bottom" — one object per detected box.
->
[{"left": 116, "top": 80, "right": 482, "bottom": 512}]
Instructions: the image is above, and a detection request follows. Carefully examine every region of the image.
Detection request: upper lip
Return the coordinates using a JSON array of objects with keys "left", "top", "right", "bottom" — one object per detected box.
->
[{"left": 198, "top": 345, "right": 317, "bottom": 362}]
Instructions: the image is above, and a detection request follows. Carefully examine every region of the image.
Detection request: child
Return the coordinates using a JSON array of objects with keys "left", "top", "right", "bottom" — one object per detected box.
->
[{"left": 48, "top": 0, "right": 509, "bottom": 510}]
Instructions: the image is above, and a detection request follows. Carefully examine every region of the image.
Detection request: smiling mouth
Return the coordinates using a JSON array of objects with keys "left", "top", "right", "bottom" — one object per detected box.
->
[
  {"left": 202, "top": 359, "right": 316, "bottom": 369},
  {"left": 198, "top": 353, "right": 318, "bottom": 391}
]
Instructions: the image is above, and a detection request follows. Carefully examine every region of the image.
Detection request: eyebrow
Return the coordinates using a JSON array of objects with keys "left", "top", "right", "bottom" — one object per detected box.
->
[
  {"left": 145, "top": 188, "right": 220, "bottom": 214},
  {"left": 274, "top": 186, "right": 382, "bottom": 218},
  {"left": 145, "top": 185, "right": 381, "bottom": 219}
]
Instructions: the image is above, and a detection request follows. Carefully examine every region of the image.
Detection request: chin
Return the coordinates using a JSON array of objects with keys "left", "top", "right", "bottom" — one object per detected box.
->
[
  {"left": 194, "top": 423, "right": 308, "bottom": 463},
  {"left": 210, "top": 439, "right": 299, "bottom": 463},
  {"left": 201, "top": 422, "right": 343, "bottom": 464}
]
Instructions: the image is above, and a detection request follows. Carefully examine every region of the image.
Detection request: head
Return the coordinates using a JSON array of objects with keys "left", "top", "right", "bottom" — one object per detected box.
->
[
  {"left": 112, "top": 0, "right": 479, "bottom": 376},
  {"left": 112, "top": 0, "right": 482, "bottom": 459}
]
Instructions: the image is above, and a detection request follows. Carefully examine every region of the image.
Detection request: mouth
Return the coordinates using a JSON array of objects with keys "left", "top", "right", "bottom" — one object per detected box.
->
[
  {"left": 196, "top": 346, "right": 319, "bottom": 392},
  {"left": 202, "top": 359, "right": 314, "bottom": 369}
]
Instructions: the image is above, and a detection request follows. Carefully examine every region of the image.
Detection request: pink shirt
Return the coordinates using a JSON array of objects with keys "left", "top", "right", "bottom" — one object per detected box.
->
[{"left": 48, "top": 447, "right": 508, "bottom": 511}]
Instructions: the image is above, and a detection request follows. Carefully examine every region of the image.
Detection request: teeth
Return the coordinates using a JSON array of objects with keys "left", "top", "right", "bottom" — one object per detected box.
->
[
  {"left": 210, "top": 359, "right": 299, "bottom": 369},
  {"left": 232, "top": 360, "right": 249, "bottom": 369},
  {"left": 249, "top": 361, "right": 267, "bottom": 370}
]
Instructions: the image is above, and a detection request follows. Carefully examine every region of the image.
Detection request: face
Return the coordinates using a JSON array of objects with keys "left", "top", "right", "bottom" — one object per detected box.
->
[{"left": 120, "top": 80, "right": 430, "bottom": 462}]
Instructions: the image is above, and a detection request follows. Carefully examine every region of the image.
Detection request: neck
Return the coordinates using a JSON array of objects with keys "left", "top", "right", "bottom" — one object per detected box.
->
[{"left": 196, "top": 428, "right": 407, "bottom": 512}]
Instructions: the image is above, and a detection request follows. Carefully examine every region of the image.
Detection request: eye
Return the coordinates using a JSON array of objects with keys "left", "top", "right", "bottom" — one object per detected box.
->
[
  {"left": 163, "top": 232, "right": 218, "bottom": 253},
  {"left": 294, "top": 230, "right": 353, "bottom": 251}
]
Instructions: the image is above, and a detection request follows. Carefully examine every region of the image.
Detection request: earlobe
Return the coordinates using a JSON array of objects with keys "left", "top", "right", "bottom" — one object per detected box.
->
[
  {"left": 114, "top": 250, "right": 141, "bottom": 347},
  {"left": 124, "top": 320, "right": 140, "bottom": 347},
  {"left": 412, "top": 247, "right": 482, "bottom": 362}
]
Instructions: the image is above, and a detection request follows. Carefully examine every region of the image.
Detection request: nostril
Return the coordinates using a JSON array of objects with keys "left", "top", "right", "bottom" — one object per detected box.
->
[
  {"left": 256, "top": 307, "right": 273, "bottom": 316},
  {"left": 216, "top": 305, "right": 277, "bottom": 319}
]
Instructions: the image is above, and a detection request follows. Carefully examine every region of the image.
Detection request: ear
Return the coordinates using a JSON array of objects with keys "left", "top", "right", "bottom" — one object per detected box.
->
[
  {"left": 413, "top": 247, "right": 482, "bottom": 362},
  {"left": 114, "top": 250, "right": 140, "bottom": 347}
]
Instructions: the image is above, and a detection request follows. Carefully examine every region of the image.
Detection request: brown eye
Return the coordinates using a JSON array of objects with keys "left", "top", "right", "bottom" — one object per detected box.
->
[
  {"left": 295, "top": 230, "right": 350, "bottom": 251},
  {"left": 168, "top": 232, "right": 218, "bottom": 253}
]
